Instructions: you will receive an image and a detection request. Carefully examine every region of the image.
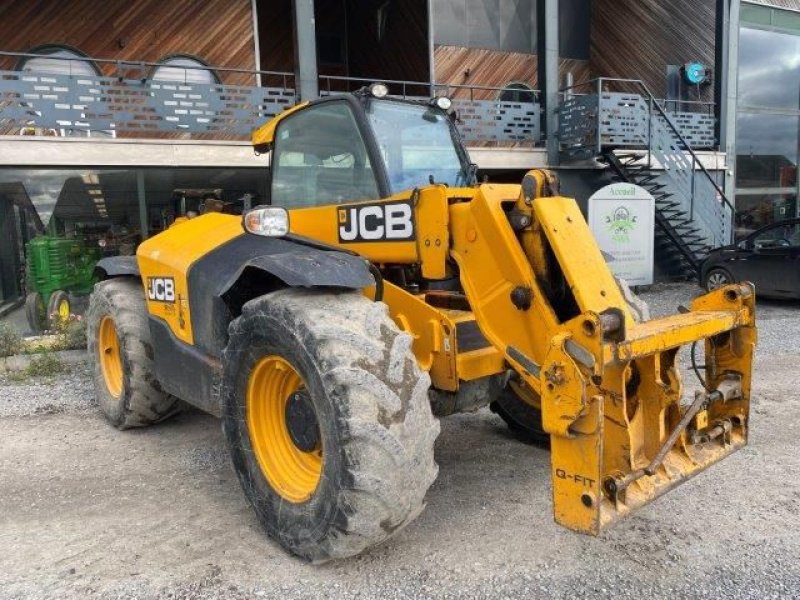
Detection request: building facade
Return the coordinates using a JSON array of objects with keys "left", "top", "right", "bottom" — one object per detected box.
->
[{"left": 0, "top": 0, "right": 798, "bottom": 306}]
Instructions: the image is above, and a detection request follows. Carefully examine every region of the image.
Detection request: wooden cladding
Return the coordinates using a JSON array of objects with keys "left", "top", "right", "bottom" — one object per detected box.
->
[
  {"left": 0, "top": 0, "right": 257, "bottom": 85},
  {"left": 590, "top": 0, "right": 716, "bottom": 100},
  {"left": 434, "top": 45, "right": 590, "bottom": 99}
]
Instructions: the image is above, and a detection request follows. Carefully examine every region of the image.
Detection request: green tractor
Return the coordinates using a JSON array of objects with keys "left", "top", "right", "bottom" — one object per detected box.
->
[{"left": 25, "top": 235, "right": 102, "bottom": 333}]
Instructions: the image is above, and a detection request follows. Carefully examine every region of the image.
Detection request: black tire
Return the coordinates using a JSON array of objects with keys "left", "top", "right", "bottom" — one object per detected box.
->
[
  {"left": 704, "top": 267, "right": 733, "bottom": 292},
  {"left": 25, "top": 292, "right": 46, "bottom": 334},
  {"left": 221, "top": 289, "right": 439, "bottom": 562},
  {"left": 86, "top": 278, "right": 179, "bottom": 429},
  {"left": 490, "top": 383, "right": 549, "bottom": 445},
  {"left": 46, "top": 289, "right": 70, "bottom": 329}
]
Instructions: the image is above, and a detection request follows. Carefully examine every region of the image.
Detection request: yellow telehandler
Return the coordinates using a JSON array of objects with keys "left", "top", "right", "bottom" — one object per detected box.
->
[{"left": 87, "top": 84, "right": 756, "bottom": 561}]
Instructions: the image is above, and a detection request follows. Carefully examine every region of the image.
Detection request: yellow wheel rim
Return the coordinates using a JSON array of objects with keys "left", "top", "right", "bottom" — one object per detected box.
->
[
  {"left": 98, "top": 316, "right": 123, "bottom": 398},
  {"left": 58, "top": 298, "right": 70, "bottom": 320},
  {"left": 246, "top": 356, "right": 322, "bottom": 503}
]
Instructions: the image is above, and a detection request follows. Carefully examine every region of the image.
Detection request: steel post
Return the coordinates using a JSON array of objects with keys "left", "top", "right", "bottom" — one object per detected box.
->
[
  {"left": 538, "top": 0, "right": 560, "bottom": 166},
  {"left": 136, "top": 169, "right": 148, "bottom": 240},
  {"left": 292, "top": 0, "right": 319, "bottom": 101}
]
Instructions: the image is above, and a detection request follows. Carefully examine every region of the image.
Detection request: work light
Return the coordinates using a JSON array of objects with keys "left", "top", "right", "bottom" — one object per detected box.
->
[
  {"left": 434, "top": 96, "right": 452, "bottom": 111},
  {"left": 369, "top": 82, "right": 389, "bottom": 98}
]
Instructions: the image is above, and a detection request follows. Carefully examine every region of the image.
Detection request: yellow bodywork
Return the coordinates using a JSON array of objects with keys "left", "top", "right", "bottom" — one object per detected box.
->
[
  {"left": 280, "top": 169, "right": 756, "bottom": 535},
  {"left": 137, "top": 213, "right": 243, "bottom": 345},
  {"left": 251, "top": 101, "right": 309, "bottom": 151},
  {"left": 137, "top": 159, "right": 755, "bottom": 535}
]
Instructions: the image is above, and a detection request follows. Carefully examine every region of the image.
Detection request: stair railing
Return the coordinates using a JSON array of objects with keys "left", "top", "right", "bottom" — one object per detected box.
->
[{"left": 560, "top": 77, "right": 735, "bottom": 245}]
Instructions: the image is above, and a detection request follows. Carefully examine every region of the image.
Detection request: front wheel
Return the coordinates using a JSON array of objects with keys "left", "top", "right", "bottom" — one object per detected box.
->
[
  {"left": 221, "top": 289, "right": 439, "bottom": 562},
  {"left": 704, "top": 268, "right": 733, "bottom": 292},
  {"left": 490, "top": 382, "right": 548, "bottom": 445}
]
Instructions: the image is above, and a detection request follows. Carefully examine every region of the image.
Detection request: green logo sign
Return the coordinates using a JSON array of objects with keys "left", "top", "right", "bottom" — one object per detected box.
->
[{"left": 605, "top": 205, "right": 637, "bottom": 243}]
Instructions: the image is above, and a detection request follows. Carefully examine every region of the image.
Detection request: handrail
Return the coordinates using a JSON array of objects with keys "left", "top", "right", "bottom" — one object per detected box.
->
[
  {"left": 1, "top": 49, "right": 545, "bottom": 103},
  {"left": 319, "top": 73, "right": 542, "bottom": 102},
  {"left": 562, "top": 77, "right": 733, "bottom": 217},
  {"left": 0, "top": 49, "right": 294, "bottom": 81},
  {"left": 565, "top": 91, "right": 714, "bottom": 114}
]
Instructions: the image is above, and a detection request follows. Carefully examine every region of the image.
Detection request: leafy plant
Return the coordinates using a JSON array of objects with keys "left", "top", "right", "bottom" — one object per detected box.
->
[
  {"left": 3, "top": 351, "right": 65, "bottom": 382},
  {"left": 52, "top": 314, "right": 87, "bottom": 351},
  {"left": 24, "top": 352, "right": 65, "bottom": 378},
  {"left": 0, "top": 324, "right": 23, "bottom": 357}
]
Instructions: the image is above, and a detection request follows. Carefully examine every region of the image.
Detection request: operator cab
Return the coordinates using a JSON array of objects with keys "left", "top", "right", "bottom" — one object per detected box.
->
[{"left": 253, "top": 85, "right": 475, "bottom": 209}]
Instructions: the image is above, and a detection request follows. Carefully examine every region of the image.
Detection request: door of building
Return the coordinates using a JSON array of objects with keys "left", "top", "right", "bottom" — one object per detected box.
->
[{"left": 0, "top": 199, "right": 22, "bottom": 305}]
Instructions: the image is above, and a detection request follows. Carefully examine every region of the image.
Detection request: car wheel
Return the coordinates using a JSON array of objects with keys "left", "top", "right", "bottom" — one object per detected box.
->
[{"left": 704, "top": 268, "right": 732, "bottom": 292}]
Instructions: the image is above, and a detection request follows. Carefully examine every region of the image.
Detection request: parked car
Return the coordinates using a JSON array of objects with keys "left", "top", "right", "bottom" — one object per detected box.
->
[{"left": 701, "top": 218, "right": 800, "bottom": 298}]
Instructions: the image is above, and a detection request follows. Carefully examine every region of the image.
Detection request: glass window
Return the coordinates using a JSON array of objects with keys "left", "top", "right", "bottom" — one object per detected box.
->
[
  {"left": 736, "top": 112, "right": 798, "bottom": 188},
  {"left": 152, "top": 56, "right": 218, "bottom": 85},
  {"left": 738, "top": 26, "right": 800, "bottom": 109},
  {"left": 499, "top": 82, "right": 536, "bottom": 104},
  {"left": 773, "top": 9, "right": 800, "bottom": 33},
  {"left": 366, "top": 99, "right": 469, "bottom": 192},
  {"left": 735, "top": 193, "right": 797, "bottom": 238},
  {"left": 0, "top": 167, "right": 267, "bottom": 244},
  {"left": 19, "top": 46, "right": 98, "bottom": 77},
  {"left": 271, "top": 102, "right": 380, "bottom": 207},
  {"left": 740, "top": 4, "right": 772, "bottom": 26},
  {"left": 752, "top": 221, "right": 800, "bottom": 248}
]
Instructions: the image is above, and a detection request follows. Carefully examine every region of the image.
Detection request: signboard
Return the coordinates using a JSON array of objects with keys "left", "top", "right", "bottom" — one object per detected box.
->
[{"left": 588, "top": 183, "right": 655, "bottom": 286}]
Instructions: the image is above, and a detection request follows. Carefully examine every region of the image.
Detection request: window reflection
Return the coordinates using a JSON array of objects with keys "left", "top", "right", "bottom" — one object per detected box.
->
[
  {"left": 735, "top": 17, "right": 800, "bottom": 231},
  {"left": 738, "top": 27, "right": 800, "bottom": 110},
  {"left": 735, "top": 193, "right": 797, "bottom": 238},
  {"left": 0, "top": 168, "right": 267, "bottom": 252},
  {"left": 736, "top": 112, "right": 798, "bottom": 188}
]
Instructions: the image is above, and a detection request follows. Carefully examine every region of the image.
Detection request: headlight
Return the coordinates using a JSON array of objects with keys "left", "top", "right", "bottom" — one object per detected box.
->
[
  {"left": 434, "top": 96, "right": 452, "bottom": 111},
  {"left": 243, "top": 206, "right": 289, "bottom": 237},
  {"left": 369, "top": 82, "right": 389, "bottom": 98}
]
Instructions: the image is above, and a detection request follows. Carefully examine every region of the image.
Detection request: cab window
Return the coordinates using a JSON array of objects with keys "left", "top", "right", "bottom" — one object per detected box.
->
[{"left": 271, "top": 101, "right": 380, "bottom": 207}]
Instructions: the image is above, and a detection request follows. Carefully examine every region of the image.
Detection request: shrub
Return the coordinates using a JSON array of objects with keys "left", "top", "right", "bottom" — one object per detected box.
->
[
  {"left": 52, "top": 314, "right": 87, "bottom": 351},
  {"left": 0, "top": 324, "right": 23, "bottom": 357},
  {"left": 25, "top": 352, "right": 65, "bottom": 378}
]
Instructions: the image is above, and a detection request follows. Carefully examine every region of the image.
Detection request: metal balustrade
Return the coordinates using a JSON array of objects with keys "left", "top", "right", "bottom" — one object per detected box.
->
[
  {"left": 0, "top": 51, "right": 295, "bottom": 137},
  {"left": 0, "top": 52, "right": 542, "bottom": 145},
  {"left": 559, "top": 77, "right": 732, "bottom": 260},
  {"left": 560, "top": 90, "right": 716, "bottom": 150}
]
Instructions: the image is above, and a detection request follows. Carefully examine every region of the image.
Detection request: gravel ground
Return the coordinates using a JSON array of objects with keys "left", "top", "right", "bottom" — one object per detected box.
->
[
  {"left": 0, "top": 363, "right": 95, "bottom": 417},
  {"left": 1, "top": 283, "right": 799, "bottom": 599}
]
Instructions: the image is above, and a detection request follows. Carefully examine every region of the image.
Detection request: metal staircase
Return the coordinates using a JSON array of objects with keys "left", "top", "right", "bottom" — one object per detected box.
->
[{"left": 559, "top": 78, "right": 734, "bottom": 278}]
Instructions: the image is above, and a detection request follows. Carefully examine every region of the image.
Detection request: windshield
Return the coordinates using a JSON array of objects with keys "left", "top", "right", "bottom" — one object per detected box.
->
[{"left": 365, "top": 99, "right": 470, "bottom": 193}]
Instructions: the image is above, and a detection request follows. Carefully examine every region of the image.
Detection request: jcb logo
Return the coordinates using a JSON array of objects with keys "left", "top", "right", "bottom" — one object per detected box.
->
[
  {"left": 337, "top": 201, "right": 414, "bottom": 243},
  {"left": 147, "top": 277, "right": 176, "bottom": 303}
]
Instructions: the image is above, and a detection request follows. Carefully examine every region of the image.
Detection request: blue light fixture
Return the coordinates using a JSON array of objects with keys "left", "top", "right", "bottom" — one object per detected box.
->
[{"left": 683, "top": 62, "right": 709, "bottom": 86}]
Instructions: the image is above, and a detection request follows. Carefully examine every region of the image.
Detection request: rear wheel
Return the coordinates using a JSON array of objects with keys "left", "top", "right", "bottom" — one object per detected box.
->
[
  {"left": 704, "top": 268, "right": 733, "bottom": 292},
  {"left": 87, "top": 278, "right": 179, "bottom": 429},
  {"left": 46, "top": 289, "right": 71, "bottom": 329},
  {"left": 221, "top": 289, "right": 439, "bottom": 561},
  {"left": 25, "top": 292, "right": 46, "bottom": 334}
]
